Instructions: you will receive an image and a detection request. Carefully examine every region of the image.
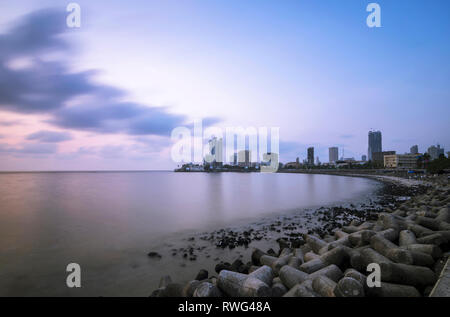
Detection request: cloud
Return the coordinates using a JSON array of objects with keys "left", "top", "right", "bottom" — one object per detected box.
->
[
  {"left": 0, "top": 143, "right": 58, "bottom": 155},
  {"left": 0, "top": 119, "right": 22, "bottom": 126},
  {"left": 48, "top": 103, "right": 186, "bottom": 135},
  {"left": 0, "top": 8, "right": 219, "bottom": 139},
  {"left": 26, "top": 130, "right": 72, "bottom": 142}
]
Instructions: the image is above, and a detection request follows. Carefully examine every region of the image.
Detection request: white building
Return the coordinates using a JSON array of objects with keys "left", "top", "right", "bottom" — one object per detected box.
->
[
  {"left": 329, "top": 147, "right": 338, "bottom": 163},
  {"left": 384, "top": 154, "right": 420, "bottom": 169}
]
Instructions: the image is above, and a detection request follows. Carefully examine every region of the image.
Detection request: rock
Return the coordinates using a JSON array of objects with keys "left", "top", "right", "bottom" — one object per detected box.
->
[
  {"left": 277, "top": 238, "right": 290, "bottom": 251},
  {"left": 267, "top": 248, "right": 277, "bottom": 256},
  {"left": 248, "top": 265, "right": 274, "bottom": 286},
  {"left": 305, "top": 235, "right": 328, "bottom": 254},
  {"left": 251, "top": 248, "right": 266, "bottom": 266},
  {"left": 379, "top": 262, "right": 437, "bottom": 287},
  {"left": 231, "top": 259, "right": 245, "bottom": 272},
  {"left": 159, "top": 275, "right": 172, "bottom": 288},
  {"left": 308, "top": 264, "right": 343, "bottom": 283},
  {"left": 193, "top": 282, "right": 222, "bottom": 297},
  {"left": 283, "top": 280, "right": 319, "bottom": 297},
  {"left": 344, "top": 269, "right": 368, "bottom": 291},
  {"left": 417, "top": 233, "right": 446, "bottom": 246},
  {"left": 300, "top": 258, "right": 327, "bottom": 274},
  {"left": 271, "top": 283, "right": 288, "bottom": 297},
  {"left": 183, "top": 280, "right": 202, "bottom": 297},
  {"left": 158, "top": 283, "right": 184, "bottom": 297},
  {"left": 404, "top": 244, "right": 442, "bottom": 259},
  {"left": 399, "top": 230, "right": 417, "bottom": 246},
  {"left": 370, "top": 235, "right": 414, "bottom": 264},
  {"left": 367, "top": 282, "right": 421, "bottom": 297},
  {"left": 215, "top": 262, "right": 231, "bottom": 274},
  {"left": 279, "top": 265, "right": 309, "bottom": 289},
  {"left": 195, "top": 269, "right": 208, "bottom": 281},
  {"left": 148, "top": 251, "right": 162, "bottom": 259},
  {"left": 312, "top": 275, "right": 337, "bottom": 297},
  {"left": 334, "top": 277, "right": 365, "bottom": 297},
  {"left": 150, "top": 288, "right": 165, "bottom": 297},
  {"left": 217, "top": 270, "right": 271, "bottom": 297}
]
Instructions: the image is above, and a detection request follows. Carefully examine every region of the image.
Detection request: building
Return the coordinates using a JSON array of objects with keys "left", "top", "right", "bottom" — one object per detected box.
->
[
  {"left": 368, "top": 131, "right": 382, "bottom": 161},
  {"left": 230, "top": 153, "right": 238, "bottom": 166},
  {"left": 373, "top": 151, "right": 396, "bottom": 165},
  {"left": 329, "top": 147, "right": 338, "bottom": 163},
  {"left": 361, "top": 155, "right": 367, "bottom": 162},
  {"left": 285, "top": 160, "right": 301, "bottom": 169},
  {"left": 307, "top": 147, "right": 314, "bottom": 166},
  {"left": 238, "top": 150, "right": 251, "bottom": 167},
  {"left": 410, "top": 145, "right": 419, "bottom": 155},
  {"left": 206, "top": 137, "right": 223, "bottom": 168},
  {"left": 428, "top": 144, "right": 445, "bottom": 160},
  {"left": 384, "top": 154, "right": 421, "bottom": 169}
]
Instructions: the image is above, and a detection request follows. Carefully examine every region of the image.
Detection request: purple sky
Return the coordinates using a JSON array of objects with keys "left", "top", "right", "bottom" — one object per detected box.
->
[{"left": 0, "top": 0, "right": 449, "bottom": 170}]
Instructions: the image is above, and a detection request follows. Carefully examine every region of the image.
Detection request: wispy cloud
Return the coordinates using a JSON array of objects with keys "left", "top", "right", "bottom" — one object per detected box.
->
[
  {"left": 0, "top": 143, "right": 58, "bottom": 155},
  {"left": 0, "top": 119, "right": 22, "bottom": 126},
  {"left": 26, "top": 130, "right": 72, "bottom": 142},
  {"left": 0, "top": 8, "right": 219, "bottom": 141}
]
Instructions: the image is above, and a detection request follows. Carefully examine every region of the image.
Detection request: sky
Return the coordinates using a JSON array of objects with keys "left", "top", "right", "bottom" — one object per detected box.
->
[{"left": 0, "top": 0, "right": 449, "bottom": 170}]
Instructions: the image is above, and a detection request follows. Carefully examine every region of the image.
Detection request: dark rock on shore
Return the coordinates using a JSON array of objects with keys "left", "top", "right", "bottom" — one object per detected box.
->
[
  {"left": 147, "top": 251, "right": 162, "bottom": 259},
  {"left": 195, "top": 269, "right": 208, "bottom": 281}
]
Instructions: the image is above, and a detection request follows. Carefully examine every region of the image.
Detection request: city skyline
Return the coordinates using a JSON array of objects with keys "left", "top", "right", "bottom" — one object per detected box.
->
[{"left": 0, "top": 1, "right": 449, "bottom": 170}]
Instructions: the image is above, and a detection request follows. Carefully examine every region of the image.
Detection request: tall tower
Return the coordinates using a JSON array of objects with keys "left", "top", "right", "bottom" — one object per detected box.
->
[
  {"left": 307, "top": 147, "right": 314, "bottom": 165},
  {"left": 368, "top": 131, "right": 382, "bottom": 161},
  {"left": 329, "top": 147, "right": 338, "bottom": 163}
]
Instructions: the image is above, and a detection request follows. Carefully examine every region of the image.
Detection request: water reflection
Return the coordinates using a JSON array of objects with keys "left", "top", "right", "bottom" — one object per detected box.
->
[{"left": 0, "top": 171, "right": 378, "bottom": 296}]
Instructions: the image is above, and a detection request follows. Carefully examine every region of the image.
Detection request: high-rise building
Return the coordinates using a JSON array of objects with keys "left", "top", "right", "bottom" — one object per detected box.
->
[
  {"left": 230, "top": 153, "right": 238, "bottom": 166},
  {"left": 410, "top": 145, "right": 418, "bottom": 155},
  {"left": 428, "top": 144, "right": 444, "bottom": 160},
  {"left": 238, "top": 150, "right": 251, "bottom": 167},
  {"left": 368, "top": 131, "right": 382, "bottom": 161},
  {"left": 329, "top": 147, "right": 338, "bottom": 163},
  {"left": 207, "top": 137, "right": 223, "bottom": 167},
  {"left": 307, "top": 147, "right": 314, "bottom": 165},
  {"left": 362, "top": 155, "right": 367, "bottom": 162}
]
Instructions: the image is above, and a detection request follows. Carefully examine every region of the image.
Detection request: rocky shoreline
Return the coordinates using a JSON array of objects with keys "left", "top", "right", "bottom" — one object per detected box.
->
[{"left": 150, "top": 174, "right": 450, "bottom": 297}]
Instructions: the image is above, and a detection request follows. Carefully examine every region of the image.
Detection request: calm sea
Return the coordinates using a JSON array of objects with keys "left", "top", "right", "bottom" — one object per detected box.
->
[{"left": 0, "top": 171, "right": 378, "bottom": 296}]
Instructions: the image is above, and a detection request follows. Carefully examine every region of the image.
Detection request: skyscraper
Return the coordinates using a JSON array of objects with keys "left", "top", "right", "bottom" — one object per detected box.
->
[
  {"left": 410, "top": 145, "right": 418, "bottom": 155},
  {"left": 238, "top": 150, "right": 251, "bottom": 167},
  {"left": 428, "top": 144, "right": 444, "bottom": 160},
  {"left": 368, "top": 131, "right": 382, "bottom": 161},
  {"left": 307, "top": 147, "right": 314, "bottom": 165},
  {"left": 329, "top": 147, "right": 338, "bottom": 163}
]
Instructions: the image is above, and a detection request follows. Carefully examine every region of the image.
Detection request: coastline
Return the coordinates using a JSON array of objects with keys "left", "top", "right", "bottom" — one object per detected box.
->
[{"left": 149, "top": 172, "right": 449, "bottom": 297}]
